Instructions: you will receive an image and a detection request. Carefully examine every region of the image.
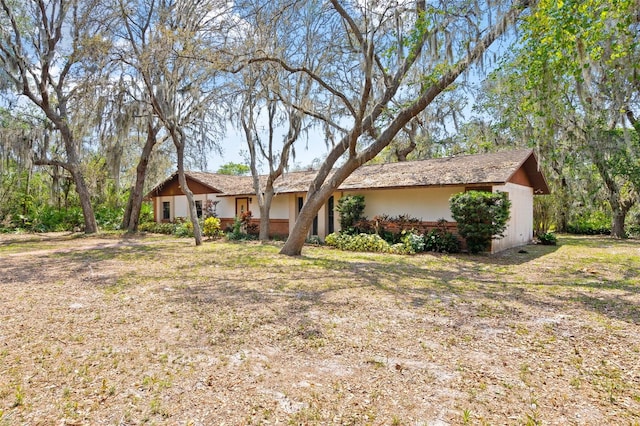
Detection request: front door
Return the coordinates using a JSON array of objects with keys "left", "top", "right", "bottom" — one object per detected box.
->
[{"left": 236, "top": 197, "right": 250, "bottom": 216}]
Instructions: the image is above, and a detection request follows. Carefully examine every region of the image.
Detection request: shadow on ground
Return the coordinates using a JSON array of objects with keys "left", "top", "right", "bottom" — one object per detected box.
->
[{"left": 4, "top": 233, "right": 639, "bottom": 326}]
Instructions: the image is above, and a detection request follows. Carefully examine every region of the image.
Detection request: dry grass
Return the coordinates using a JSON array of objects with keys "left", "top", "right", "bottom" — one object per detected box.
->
[{"left": 0, "top": 232, "right": 639, "bottom": 425}]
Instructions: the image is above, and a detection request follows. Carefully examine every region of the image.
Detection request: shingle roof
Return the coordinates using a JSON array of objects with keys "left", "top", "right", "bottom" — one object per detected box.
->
[
  {"left": 150, "top": 149, "right": 549, "bottom": 197},
  {"left": 342, "top": 148, "right": 547, "bottom": 191},
  {"left": 270, "top": 149, "right": 548, "bottom": 194},
  {"left": 185, "top": 171, "right": 255, "bottom": 194},
  {"left": 146, "top": 170, "right": 254, "bottom": 196}
]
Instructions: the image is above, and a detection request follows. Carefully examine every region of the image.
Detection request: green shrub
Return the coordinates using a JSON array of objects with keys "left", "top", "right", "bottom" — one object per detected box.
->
[
  {"left": 401, "top": 231, "right": 425, "bottom": 254},
  {"left": 95, "top": 206, "right": 123, "bottom": 231},
  {"left": 325, "top": 232, "right": 388, "bottom": 252},
  {"left": 138, "top": 203, "right": 155, "bottom": 224},
  {"left": 628, "top": 224, "right": 640, "bottom": 238},
  {"left": 369, "top": 214, "right": 422, "bottom": 244},
  {"left": 378, "top": 230, "right": 400, "bottom": 244},
  {"left": 203, "top": 216, "right": 222, "bottom": 239},
  {"left": 29, "top": 206, "right": 83, "bottom": 232},
  {"left": 388, "top": 242, "right": 409, "bottom": 254},
  {"left": 227, "top": 216, "right": 248, "bottom": 240},
  {"left": 138, "top": 222, "right": 176, "bottom": 235},
  {"left": 325, "top": 232, "right": 418, "bottom": 254},
  {"left": 137, "top": 219, "right": 195, "bottom": 237},
  {"left": 537, "top": 232, "right": 557, "bottom": 245},
  {"left": 324, "top": 232, "right": 341, "bottom": 247},
  {"left": 306, "top": 235, "right": 323, "bottom": 245},
  {"left": 12, "top": 203, "right": 122, "bottom": 232},
  {"left": 450, "top": 191, "right": 511, "bottom": 254},
  {"left": 567, "top": 211, "right": 611, "bottom": 235},
  {"left": 336, "top": 195, "right": 366, "bottom": 235},
  {"left": 174, "top": 221, "right": 194, "bottom": 237},
  {"left": 344, "top": 233, "right": 388, "bottom": 252},
  {"left": 424, "top": 219, "right": 461, "bottom": 253}
]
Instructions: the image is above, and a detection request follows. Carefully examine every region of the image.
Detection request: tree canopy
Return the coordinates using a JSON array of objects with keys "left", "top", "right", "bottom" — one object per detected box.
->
[{"left": 217, "top": 162, "right": 250, "bottom": 176}]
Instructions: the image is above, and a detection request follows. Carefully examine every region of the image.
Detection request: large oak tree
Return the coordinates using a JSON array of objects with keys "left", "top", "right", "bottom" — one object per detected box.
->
[
  {"left": 0, "top": 0, "right": 113, "bottom": 233},
  {"left": 238, "top": 0, "right": 537, "bottom": 255},
  {"left": 115, "top": 0, "right": 230, "bottom": 244},
  {"left": 498, "top": 0, "right": 640, "bottom": 237}
]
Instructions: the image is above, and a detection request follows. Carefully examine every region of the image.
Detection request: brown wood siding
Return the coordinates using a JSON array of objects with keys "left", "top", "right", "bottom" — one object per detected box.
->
[
  {"left": 373, "top": 220, "right": 458, "bottom": 235},
  {"left": 154, "top": 176, "right": 219, "bottom": 196},
  {"left": 219, "top": 218, "right": 289, "bottom": 238},
  {"left": 508, "top": 166, "right": 532, "bottom": 187},
  {"left": 153, "top": 197, "right": 158, "bottom": 222}
]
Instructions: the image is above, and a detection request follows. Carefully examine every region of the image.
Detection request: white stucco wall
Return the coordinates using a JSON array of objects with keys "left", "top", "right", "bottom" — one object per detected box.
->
[
  {"left": 269, "top": 195, "right": 290, "bottom": 219},
  {"left": 212, "top": 194, "right": 290, "bottom": 219},
  {"left": 156, "top": 196, "right": 174, "bottom": 221},
  {"left": 173, "top": 196, "right": 189, "bottom": 219},
  {"left": 159, "top": 193, "right": 291, "bottom": 220},
  {"left": 156, "top": 194, "right": 232, "bottom": 221},
  {"left": 214, "top": 195, "right": 237, "bottom": 218},
  {"left": 491, "top": 183, "right": 534, "bottom": 253},
  {"left": 344, "top": 186, "right": 463, "bottom": 221}
]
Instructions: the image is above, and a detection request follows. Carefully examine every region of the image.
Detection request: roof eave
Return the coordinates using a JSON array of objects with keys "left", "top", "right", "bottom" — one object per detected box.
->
[
  {"left": 144, "top": 171, "right": 225, "bottom": 199},
  {"left": 337, "top": 182, "right": 507, "bottom": 192},
  {"left": 504, "top": 150, "right": 551, "bottom": 195}
]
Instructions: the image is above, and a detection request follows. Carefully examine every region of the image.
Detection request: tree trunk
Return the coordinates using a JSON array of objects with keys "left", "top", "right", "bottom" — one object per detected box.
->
[
  {"left": 73, "top": 167, "right": 98, "bottom": 233},
  {"left": 52, "top": 166, "right": 61, "bottom": 209},
  {"left": 280, "top": 156, "right": 363, "bottom": 255},
  {"left": 122, "top": 196, "right": 134, "bottom": 231},
  {"left": 60, "top": 121, "right": 98, "bottom": 234},
  {"left": 258, "top": 189, "right": 274, "bottom": 241},
  {"left": 122, "top": 123, "right": 158, "bottom": 232},
  {"left": 609, "top": 195, "right": 633, "bottom": 239},
  {"left": 557, "top": 177, "right": 570, "bottom": 233},
  {"left": 259, "top": 204, "right": 270, "bottom": 241},
  {"left": 280, "top": 195, "right": 323, "bottom": 256},
  {"left": 593, "top": 151, "right": 632, "bottom": 239},
  {"left": 175, "top": 142, "right": 202, "bottom": 246},
  {"left": 611, "top": 210, "right": 627, "bottom": 239}
]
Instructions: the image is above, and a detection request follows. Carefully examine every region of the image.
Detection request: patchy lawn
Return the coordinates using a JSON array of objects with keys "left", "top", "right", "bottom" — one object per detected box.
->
[{"left": 0, "top": 232, "right": 639, "bottom": 425}]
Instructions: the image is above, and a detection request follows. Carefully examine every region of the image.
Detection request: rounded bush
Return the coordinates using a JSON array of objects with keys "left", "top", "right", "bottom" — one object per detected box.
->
[
  {"left": 537, "top": 232, "right": 557, "bottom": 245},
  {"left": 203, "top": 216, "right": 222, "bottom": 239},
  {"left": 450, "top": 191, "right": 511, "bottom": 254}
]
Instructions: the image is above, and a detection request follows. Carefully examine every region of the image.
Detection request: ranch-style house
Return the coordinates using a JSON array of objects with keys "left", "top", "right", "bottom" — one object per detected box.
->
[{"left": 146, "top": 149, "right": 550, "bottom": 253}]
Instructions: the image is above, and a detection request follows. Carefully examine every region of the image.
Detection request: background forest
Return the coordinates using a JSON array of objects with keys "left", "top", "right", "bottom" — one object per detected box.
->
[{"left": 1, "top": 0, "right": 639, "bottom": 245}]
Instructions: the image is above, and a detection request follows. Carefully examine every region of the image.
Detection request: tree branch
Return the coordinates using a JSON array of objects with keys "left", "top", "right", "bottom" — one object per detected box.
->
[{"left": 248, "top": 56, "right": 356, "bottom": 118}]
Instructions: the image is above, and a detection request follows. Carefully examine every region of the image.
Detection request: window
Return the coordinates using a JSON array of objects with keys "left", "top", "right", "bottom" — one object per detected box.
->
[
  {"left": 298, "top": 196, "right": 318, "bottom": 235},
  {"left": 162, "top": 202, "right": 170, "bottom": 220},
  {"left": 327, "top": 196, "right": 335, "bottom": 234},
  {"left": 195, "top": 200, "right": 203, "bottom": 218}
]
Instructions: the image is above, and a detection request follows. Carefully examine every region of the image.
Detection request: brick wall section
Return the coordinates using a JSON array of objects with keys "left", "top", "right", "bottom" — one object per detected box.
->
[
  {"left": 219, "top": 218, "right": 289, "bottom": 239},
  {"left": 367, "top": 219, "right": 467, "bottom": 251},
  {"left": 375, "top": 220, "right": 458, "bottom": 235}
]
